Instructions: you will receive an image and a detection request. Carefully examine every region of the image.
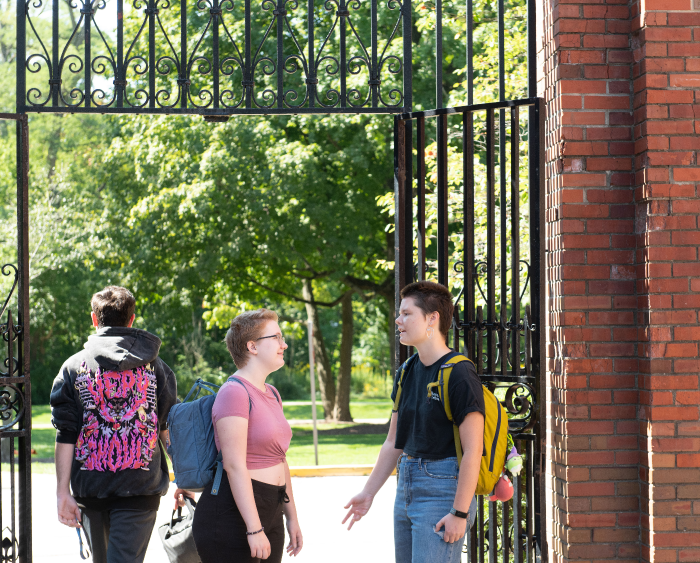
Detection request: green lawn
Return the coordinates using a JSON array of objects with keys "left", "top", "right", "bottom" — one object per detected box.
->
[
  {"left": 27, "top": 406, "right": 389, "bottom": 471},
  {"left": 283, "top": 399, "right": 392, "bottom": 420}
]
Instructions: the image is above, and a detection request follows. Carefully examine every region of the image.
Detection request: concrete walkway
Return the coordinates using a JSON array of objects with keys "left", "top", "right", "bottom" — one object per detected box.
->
[{"left": 24, "top": 473, "right": 396, "bottom": 562}]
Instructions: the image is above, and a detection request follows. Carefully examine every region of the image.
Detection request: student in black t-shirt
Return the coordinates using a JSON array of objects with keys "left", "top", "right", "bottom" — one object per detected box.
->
[{"left": 343, "top": 281, "right": 485, "bottom": 563}]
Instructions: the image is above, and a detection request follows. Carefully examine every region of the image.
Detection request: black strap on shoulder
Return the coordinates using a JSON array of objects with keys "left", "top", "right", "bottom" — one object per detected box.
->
[{"left": 227, "top": 376, "right": 253, "bottom": 412}]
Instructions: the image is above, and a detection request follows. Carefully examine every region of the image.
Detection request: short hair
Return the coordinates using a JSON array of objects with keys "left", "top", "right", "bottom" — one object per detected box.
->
[
  {"left": 400, "top": 281, "right": 454, "bottom": 338},
  {"left": 91, "top": 286, "right": 136, "bottom": 328},
  {"left": 225, "top": 309, "right": 279, "bottom": 369}
]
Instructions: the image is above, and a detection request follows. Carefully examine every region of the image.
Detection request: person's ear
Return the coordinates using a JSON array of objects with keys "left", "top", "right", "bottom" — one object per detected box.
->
[
  {"left": 91, "top": 312, "right": 99, "bottom": 329},
  {"left": 246, "top": 341, "right": 258, "bottom": 355}
]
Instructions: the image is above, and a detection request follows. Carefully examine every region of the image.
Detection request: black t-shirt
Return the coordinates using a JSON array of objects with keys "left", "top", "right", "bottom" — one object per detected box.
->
[{"left": 391, "top": 351, "right": 485, "bottom": 459}]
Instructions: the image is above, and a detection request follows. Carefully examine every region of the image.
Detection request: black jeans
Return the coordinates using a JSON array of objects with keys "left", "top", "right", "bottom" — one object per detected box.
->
[
  {"left": 80, "top": 506, "right": 157, "bottom": 563},
  {"left": 193, "top": 472, "right": 288, "bottom": 563}
]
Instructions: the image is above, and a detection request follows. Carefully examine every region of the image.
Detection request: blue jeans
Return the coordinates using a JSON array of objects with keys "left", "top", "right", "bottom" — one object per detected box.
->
[{"left": 394, "top": 454, "right": 477, "bottom": 563}]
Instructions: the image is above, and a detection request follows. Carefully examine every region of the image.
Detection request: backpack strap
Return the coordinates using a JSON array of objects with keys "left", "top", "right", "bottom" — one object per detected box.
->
[
  {"left": 426, "top": 354, "right": 475, "bottom": 466},
  {"left": 211, "top": 376, "right": 253, "bottom": 497},
  {"left": 392, "top": 353, "right": 418, "bottom": 413}
]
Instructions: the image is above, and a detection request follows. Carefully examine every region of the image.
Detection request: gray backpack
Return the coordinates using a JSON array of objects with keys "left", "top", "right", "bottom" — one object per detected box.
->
[{"left": 166, "top": 376, "right": 279, "bottom": 494}]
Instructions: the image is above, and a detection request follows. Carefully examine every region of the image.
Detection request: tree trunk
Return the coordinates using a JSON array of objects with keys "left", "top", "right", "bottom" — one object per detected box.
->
[
  {"left": 334, "top": 291, "right": 354, "bottom": 421},
  {"left": 302, "top": 279, "right": 336, "bottom": 420}
]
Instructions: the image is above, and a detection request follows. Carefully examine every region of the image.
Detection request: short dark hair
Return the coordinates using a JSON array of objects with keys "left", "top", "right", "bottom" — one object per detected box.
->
[
  {"left": 400, "top": 281, "right": 453, "bottom": 338},
  {"left": 225, "top": 309, "right": 279, "bottom": 369},
  {"left": 91, "top": 286, "right": 136, "bottom": 328}
]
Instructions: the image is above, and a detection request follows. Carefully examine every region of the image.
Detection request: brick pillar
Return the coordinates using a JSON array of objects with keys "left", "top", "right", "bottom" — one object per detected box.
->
[
  {"left": 632, "top": 1, "right": 700, "bottom": 561},
  {"left": 540, "top": 0, "right": 641, "bottom": 561}
]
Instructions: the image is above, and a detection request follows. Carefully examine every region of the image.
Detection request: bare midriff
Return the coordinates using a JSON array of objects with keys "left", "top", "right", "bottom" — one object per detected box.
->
[{"left": 249, "top": 462, "right": 286, "bottom": 486}]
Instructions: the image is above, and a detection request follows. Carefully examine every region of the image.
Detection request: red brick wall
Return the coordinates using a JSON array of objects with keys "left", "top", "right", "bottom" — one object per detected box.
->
[
  {"left": 540, "top": 0, "right": 640, "bottom": 560},
  {"left": 540, "top": 0, "right": 700, "bottom": 560},
  {"left": 632, "top": 1, "right": 700, "bottom": 562},
  {"left": 538, "top": 0, "right": 700, "bottom": 560}
]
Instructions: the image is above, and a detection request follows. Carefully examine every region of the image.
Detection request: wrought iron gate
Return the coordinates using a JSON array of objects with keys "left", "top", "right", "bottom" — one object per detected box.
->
[
  {"left": 393, "top": 97, "right": 545, "bottom": 562},
  {"left": 0, "top": 114, "right": 31, "bottom": 563}
]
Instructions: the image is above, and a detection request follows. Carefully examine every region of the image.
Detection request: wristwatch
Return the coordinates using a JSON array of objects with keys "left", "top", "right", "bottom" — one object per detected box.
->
[{"left": 450, "top": 507, "right": 469, "bottom": 519}]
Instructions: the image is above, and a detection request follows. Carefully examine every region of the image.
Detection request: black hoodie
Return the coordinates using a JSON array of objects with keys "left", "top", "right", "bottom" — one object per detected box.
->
[{"left": 50, "top": 326, "right": 177, "bottom": 509}]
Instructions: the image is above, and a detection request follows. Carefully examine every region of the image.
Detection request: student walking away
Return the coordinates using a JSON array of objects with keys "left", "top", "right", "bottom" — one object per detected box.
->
[
  {"left": 343, "top": 281, "right": 485, "bottom": 563},
  {"left": 187, "top": 309, "right": 303, "bottom": 563},
  {"left": 50, "top": 286, "right": 177, "bottom": 563}
]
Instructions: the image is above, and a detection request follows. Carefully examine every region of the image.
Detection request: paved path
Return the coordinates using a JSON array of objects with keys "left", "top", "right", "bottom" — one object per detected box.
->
[{"left": 24, "top": 473, "right": 396, "bottom": 562}]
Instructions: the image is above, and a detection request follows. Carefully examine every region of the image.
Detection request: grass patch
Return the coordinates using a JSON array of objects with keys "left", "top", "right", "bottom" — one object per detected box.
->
[
  {"left": 283, "top": 399, "right": 392, "bottom": 420},
  {"left": 29, "top": 405, "right": 390, "bottom": 469},
  {"left": 32, "top": 405, "right": 52, "bottom": 426},
  {"left": 286, "top": 432, "right": 384, "bottom": 466}
]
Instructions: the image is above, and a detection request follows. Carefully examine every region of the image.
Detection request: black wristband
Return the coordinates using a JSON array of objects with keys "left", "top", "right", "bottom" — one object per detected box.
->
[
  {"left": 450, "top": 507, "right": 468, "bottom": 519},
  {"left": 246, "top": 527, "right": 265, "bottom": 536}
]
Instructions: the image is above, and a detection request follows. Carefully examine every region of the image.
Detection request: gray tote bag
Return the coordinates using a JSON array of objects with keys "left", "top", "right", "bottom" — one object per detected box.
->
[{"left": 158, "top": 497, "right": 202, "bottom": 563}]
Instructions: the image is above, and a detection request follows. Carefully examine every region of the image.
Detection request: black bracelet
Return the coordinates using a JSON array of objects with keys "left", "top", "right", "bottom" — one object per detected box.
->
[
  {"left": 246, "top": 527, "right": 265, "bottom": 536},
  {"left": 450, "top": 507, "right": 469, "bottom": 519}
]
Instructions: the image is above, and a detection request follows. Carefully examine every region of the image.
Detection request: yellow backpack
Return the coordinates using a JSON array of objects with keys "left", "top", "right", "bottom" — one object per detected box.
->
[{"left": 393, "top": 354, "right": 509, "bottom": 496}]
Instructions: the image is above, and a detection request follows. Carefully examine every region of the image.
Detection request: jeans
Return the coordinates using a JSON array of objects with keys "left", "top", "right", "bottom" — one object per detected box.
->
[
  {"left": 80, "top": 507, "right": 157, "bottom": 563},
  {"left": 394, "top": 454, "right": 477, "bottom": 563}
]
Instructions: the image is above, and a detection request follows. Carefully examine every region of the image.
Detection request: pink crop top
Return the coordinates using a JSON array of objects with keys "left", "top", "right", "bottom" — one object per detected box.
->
[{"left": 211, "top": 377, "right": 292, "bottom": 469}]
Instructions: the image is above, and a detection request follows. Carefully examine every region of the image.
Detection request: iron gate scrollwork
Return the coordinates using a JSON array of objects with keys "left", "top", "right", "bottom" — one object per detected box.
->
[
  {"left": 393, "top": 97, "right": 545, "bottom": 562},
  {"left": 19, "top": 0, "right": 412, "bottom": 115}
]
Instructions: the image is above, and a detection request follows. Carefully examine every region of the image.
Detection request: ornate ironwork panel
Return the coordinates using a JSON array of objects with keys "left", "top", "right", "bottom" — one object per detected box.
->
[
  {"left": 18, "top": 0, "right": 412, "bottom": 115},
  {"left": 393, "top": 97, "right": 545, "bottom": 562},
  {"left": 0, "top": 114, "right": 32, "bottom": 563}
]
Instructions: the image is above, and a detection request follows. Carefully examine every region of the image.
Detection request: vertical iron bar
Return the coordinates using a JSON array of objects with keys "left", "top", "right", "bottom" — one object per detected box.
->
[
  {"left": 394, "top": 117, "right": 408, "bottom": 369},
  {"left": 531, "top": 98, "right": 546, "bottom": 563},
  {"left": 437, "top": 115, "right": 448, "bottom": 286},
  {"left": 214, "top": 0, "right": 221, "bottom": 109},
  {"left": 499, "top": 110, "right": 507, "bottom": 337},
  {"left": 488, "top": 500, "right": 496, "bottom": 563},
  {"left": 52, "top": 0, "right": 59, "bottom": 106},
  {"left": 84, "top": 2, "right": 92, "bottom": 107},
  {"left": 464, "top": 110, "right": 475, "bottom": 359},
  {"left": 513, "top": 440, "right": 523, "bottom": 563},
  {"left": 404, "top": 120, "right": 414, "bottom": 287},
  {"left": 416, "top": 116, "right": 426, "bottom": 281},
  {"left": 502, "top": 499, "right": 510, "bottom": 563},
  {"left": 17, "top": 114, "right": 31, "bottom": 563},
  {"left": 500, "top": 308, "right": 507, "bottom": 376},
  {"left": 486, "top": 108, "right": 495, "bottom": 375},
  {"left": 526, "top": 439, "right": 533, "bottom": 563},
  {"left": 340, "top": 4, "right": 347, "bottom": 108},
  {"left": 179, "top": 0, "right": 187, "bottom": 108},
  {"left": 148, "top": 0, "right": 155, "bottom": 108},
  {"left": 371, "top": 0, "right": 377, "bottom": 107},
  {"left": 469, "top": 523, "right": 477, "bottom": 563},
  {"left": 476, "top": 306, "right": 483, "bottom": 376},
  {"left": 478, "top": 492, "right": 485, "bottom": 563},
  {"left": 527, "top": 0, "right": 536, "bottom": 98},
  {"left": 11, "top": 437, "right": 16, "bottom": 562},
  {"left": 276, "top": 5, "right": 283, "bottom": 108},
  {"left": 498, "top": 0, "right": 504, "bottom": 102},
  {"left": 245, "top": 0, "right": 252, "bottom": 108},
  {"left": 307, "top": 0, "right": 315, "bottom": 108},
  {"left": 17, "top": 0, "right": 26, "bottom": 111},
  {"left": 401, "top": 0, "right": 412, "bottom": 111},
  {"left": 117, "top": 0, "right": 124, "bottom": 107},
  {"left": 466, "top": 0, "right": 472, "bottom": 105},
  {"left": 511, "top": 106, "right": 520, "bottom": 376},
  {"left": 435, "top": 0, "right": 442, "bottom": 108}
]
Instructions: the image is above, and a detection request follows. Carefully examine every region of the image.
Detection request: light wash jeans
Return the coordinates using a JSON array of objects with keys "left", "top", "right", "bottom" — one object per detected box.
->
[{"left": 394, "top": 453, "right": 477, "bottom": 563}]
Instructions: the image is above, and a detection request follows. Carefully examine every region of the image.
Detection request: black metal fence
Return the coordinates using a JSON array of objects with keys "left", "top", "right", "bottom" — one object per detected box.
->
[
  {"left": 0, "top": 114, "right": 31, "bottom": 563},
  {"left": 393, "top": 97, "right": 545, "bottom": 561},
  {"left": 19, "top": 0, "right": 412, "bottom": 115}
]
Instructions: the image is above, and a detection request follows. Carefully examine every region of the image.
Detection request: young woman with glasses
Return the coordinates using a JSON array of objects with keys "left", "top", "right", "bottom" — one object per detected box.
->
[
  {"left": 343, "top": 281, "right": 485, "bottom": 563},
  {"left": 188, "top": 309, "right": 303, "bottom": 562}
]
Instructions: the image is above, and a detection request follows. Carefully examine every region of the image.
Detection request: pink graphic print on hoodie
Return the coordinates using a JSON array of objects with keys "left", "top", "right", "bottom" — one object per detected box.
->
[{"left": 74, "top": 362, "right": 158, "bottom": 472}]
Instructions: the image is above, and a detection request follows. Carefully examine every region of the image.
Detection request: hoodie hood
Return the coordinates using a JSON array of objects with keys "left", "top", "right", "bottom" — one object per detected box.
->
[{"left": 84, "top": 327, "right": 162, "bottom": 372}]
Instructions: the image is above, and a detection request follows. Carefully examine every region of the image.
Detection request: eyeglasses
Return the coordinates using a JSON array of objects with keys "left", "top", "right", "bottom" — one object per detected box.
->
[{"left": 256, "top": 334, "right": 286, "bottom": 344}]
